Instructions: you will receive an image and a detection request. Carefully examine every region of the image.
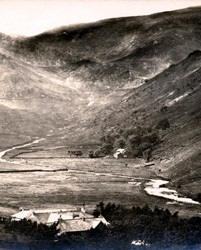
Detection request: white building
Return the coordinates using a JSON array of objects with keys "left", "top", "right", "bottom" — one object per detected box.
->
[
  {"left": 11, "top": 207, "right": 109, "bottom": 234},
  {"left": 113, "top": 148, "right": 127, "bottom": 159}
]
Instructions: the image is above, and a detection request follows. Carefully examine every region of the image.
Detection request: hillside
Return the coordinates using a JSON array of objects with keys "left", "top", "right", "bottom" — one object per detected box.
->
[
  {"left": 0, "top": 49, "right": 86, "bottom": 148},
  {"left": 0, "top": 7, "right": 200, "bottom": 198},
  {"left": 5, "top": 7, "right": 201, "bottom": 91},
  {"left": 94, "top": 50, "right": 201, "bottom": 198}
]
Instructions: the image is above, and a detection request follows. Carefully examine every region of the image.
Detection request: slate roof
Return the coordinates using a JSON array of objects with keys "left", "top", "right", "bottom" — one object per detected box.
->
[
  {"left": 11, "top": 208, "right": 109, "bottom": 234},
  {"left": 11, "top": 210, "right": 32, "bottom": 221},
  {"left": 57, "top": 218, "right": 96, "bottom": 234},
  {"left": 32, "top": 212, "right": 50, "bottom": 224}
]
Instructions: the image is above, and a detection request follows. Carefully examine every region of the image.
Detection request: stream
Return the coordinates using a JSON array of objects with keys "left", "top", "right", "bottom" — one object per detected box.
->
[
  {"left": 0, "top": 138, "right": 45, "bottom": 163},
  {"left": 145, "top": 179, "right": 199, "bottom": 204}
]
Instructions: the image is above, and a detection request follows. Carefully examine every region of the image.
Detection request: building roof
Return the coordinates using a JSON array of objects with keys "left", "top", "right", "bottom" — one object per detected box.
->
[
  {"left": 11, "top": 208, "right": 109, "bottom": 235},
  {"left": 11, "top": 210, "right": 32, "bottom": 220},
  {"left": 98, "top": 215, "right": 110, "bottom": 226},
  {"left": 116, "top": 148, "right": 126, "bottom": 154},
  {"left": 33, "top": 208, "right": 77, "bottom": 213},
  {"left": 47, "top": 213, "right": 60, "bottom": 224},
  {"left": 57, "top": 218, "right": 96, "bottom": 234},
  {"left": 32, "top": 213, "right": 50, "bottom": 224},
  {"left": 80, "top": 211, "right": 94, "bottom": 219},
  {"left": 114, "top": 148, "right": 127, "bottom": 158}
]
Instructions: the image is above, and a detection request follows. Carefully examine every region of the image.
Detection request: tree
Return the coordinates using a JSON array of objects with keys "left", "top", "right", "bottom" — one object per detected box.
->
[
  {"left": 128, "top": 135, "right": 141, "bottom": 149},
  {"left": 96, "top": 202, "right": 105, "bottom": 215},
  {"left": 113, "top": 138, "right": 126, "bottom": 149},
  {"left": 100, "top": 143, "right": 113, "bottom": 155},
  {"left": 156, "top": 118, "right": 170, "bottom": 130}
]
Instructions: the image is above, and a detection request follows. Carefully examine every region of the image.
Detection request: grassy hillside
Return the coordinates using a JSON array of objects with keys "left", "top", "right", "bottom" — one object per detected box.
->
[
  {"left": 0, "top": 49, "right": 86, "bottom": 148},
  {"left": 87, "top": 50, "right": 201, "bottom": 197},
  {"left": 6, "top": 7, "right": 201, "bottom": 90},
  {"left": 0, "top": 7, "right": 200, "bottom": 197}
]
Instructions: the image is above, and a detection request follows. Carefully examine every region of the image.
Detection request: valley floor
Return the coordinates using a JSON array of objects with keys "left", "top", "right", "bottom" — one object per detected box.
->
[{"left": 0, "top": 144, "right": 200, "bottom": 219}]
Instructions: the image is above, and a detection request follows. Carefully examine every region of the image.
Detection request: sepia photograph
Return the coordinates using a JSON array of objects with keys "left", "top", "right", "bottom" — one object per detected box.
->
[{"left": 0, "top": 0, "right": 201, "bottom": 249}]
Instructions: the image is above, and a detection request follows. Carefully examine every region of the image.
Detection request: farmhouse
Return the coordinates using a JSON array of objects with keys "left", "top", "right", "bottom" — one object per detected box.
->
[
  {"left": 11, "top": 207, "right": 109, "bottom": 234},
  {"left": 113, "top": 148, "right": 127, "bottom": 159}
]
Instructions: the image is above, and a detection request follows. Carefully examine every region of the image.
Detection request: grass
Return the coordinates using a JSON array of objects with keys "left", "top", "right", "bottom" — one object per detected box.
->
[{"left": 0, "top": 150, "right": 200, "bottom": 219}]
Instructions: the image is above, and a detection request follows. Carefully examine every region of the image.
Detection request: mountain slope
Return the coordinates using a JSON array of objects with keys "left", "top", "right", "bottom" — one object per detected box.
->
[
  {"left": 0, "top": 7, "right": 200, "bottom": 197},
  {"left": 0, "top": 49, "right": 87, "bottom": 148},
  {"left": 85, "top": 50, "right": 201, "bottom": 198},
  {"left": 6, "top": 7, "right": 201, "bottom": 91}
]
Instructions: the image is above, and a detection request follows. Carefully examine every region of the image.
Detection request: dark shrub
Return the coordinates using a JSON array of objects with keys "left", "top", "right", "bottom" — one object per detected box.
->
[
  {"left": 156, "top": 118, "right": 170, "bottom": 130},
  {"left": 160, "top": 106, "right": 168, "bottom": 113},
  {"left": 142, "top": 132, "right": 159, "bottom": 144},
  {"left": 194, "top": 193, "right": 201, "bottom": 202},
  {"left": 122, "top": 128, "right": 136, "bottom": 139},
  {"left": 114, "top": 138, "right": 126, "bottom": 149},
  {"left": 129, "top": 135, "right": 142, "bottom": 148},
  {"left": 100, "top": 143, "right": 113, "bottom": 155}
]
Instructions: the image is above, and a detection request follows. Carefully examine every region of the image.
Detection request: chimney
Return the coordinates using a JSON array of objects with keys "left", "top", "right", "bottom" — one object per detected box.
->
[{"left": 81, "top": 202, "right": 86, "bottom": 213}]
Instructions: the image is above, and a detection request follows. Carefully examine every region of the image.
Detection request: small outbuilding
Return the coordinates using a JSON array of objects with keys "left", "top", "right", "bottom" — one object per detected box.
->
[{"left": 113, "top": 148, "right": 127, "bottom": 159}]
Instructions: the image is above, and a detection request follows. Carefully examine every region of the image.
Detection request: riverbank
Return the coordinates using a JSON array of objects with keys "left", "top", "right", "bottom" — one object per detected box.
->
[{"left": 145, "top": 179, "right": 199, "bottom": 205}]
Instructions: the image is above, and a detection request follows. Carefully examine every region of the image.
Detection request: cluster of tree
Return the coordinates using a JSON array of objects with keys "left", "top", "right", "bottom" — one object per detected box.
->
[
  {"left": 4, "top": 219, "right": 59, "bottom": 240},
  {"left": 99, "top": 116, "right": 171, "bottom": 160},
  {"left": 194, "top": 193, "right": 201, "bottom": 202},
  {"left": 99, "top": 125, "right": 161, "bottom": 161},
  {"left": 2, "top": 203, "right": 201, "bottom": 250},
  {"left": 156, "top": 118, "right": 170, "bottom": 130},
  {"left": 91, "top": 202, "right": 201, "bottom": 250},
  {"left": 88, "top": 149, "right": 104, "bottom": 158}
]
